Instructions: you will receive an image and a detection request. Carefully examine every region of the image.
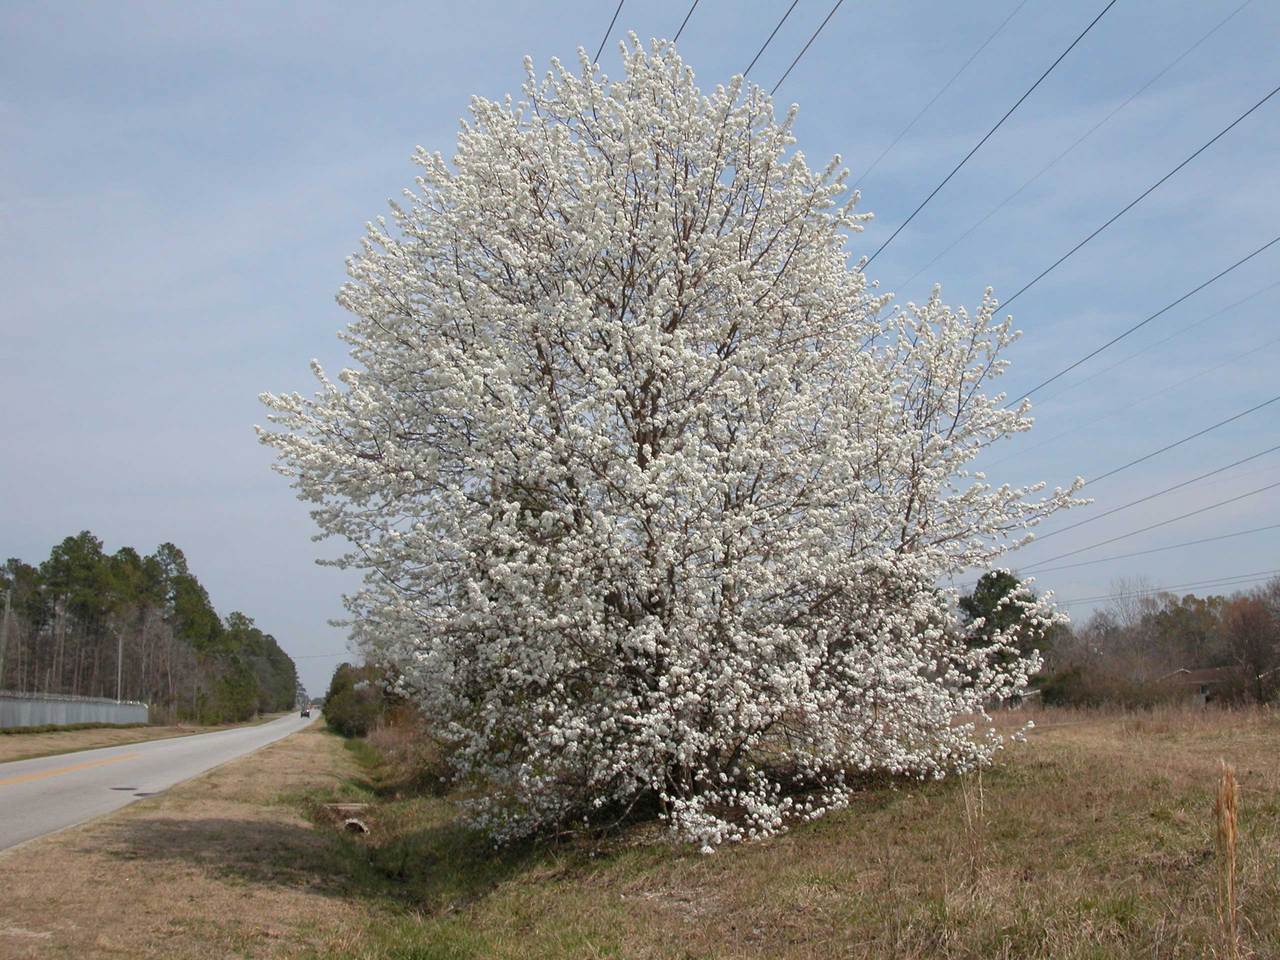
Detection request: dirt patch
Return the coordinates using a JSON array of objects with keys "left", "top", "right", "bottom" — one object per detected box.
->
[{"left": 0, "top": 725, "right": 371, "bottom": 960}]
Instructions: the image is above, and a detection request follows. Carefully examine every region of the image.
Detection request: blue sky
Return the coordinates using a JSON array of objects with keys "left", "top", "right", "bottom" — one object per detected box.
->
[{"left": 2, "top": 0, "right": 1277, "bottom": 691}]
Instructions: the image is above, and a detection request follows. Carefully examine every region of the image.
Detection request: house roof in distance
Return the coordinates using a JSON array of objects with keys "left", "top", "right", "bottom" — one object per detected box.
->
[{"left": 1157, "top": 667, "right": 1241, "bottom": 686}]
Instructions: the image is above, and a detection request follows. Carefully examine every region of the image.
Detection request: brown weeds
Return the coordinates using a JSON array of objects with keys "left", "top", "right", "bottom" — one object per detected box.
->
[
  {"left": 958, "top": 766, "right": 986, "bottom": 886},
  {"left": 1215, "top": 759, "right": 1240, "bottom": 960}
]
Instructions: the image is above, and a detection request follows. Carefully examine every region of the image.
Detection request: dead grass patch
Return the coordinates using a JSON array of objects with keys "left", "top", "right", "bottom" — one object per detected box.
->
[
  {"left": 303, "top": 704, "right": 1280, "bottom": 959},
  {"left": 0, "top": 713, "right": 289, "bottom": 764},
  {"left": 0, "top": 724, "right": 374, "bottom": 960},
  {"left": 2, "top": 704, "right": 1277, "bottom": 960}
]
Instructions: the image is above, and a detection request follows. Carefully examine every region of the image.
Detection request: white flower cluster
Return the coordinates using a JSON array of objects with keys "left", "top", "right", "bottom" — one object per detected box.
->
[{"left": 260, "top": 37, "right": 1081, "bottom": 848}]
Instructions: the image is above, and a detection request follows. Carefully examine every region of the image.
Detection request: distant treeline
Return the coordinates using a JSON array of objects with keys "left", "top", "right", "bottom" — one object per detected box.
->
[
  {"left": 1041, "top": 576, "right": 1280, "bottom": 706},
  {"left": 960, "top": 571, "right": 1280, "bottom": 706},
  {"left": 0, "top": 531, "right": 298, "bottom": 724}
]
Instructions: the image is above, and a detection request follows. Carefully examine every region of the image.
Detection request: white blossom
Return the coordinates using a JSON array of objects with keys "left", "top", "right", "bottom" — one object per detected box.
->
[{"left": 259, "top": 37, "right": 1081, "bottom": 847}]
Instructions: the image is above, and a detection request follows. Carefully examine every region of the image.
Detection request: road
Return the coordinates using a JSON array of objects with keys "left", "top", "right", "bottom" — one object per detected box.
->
[{"left": 0, "top": 712, "right": 315, "bottom": 851}]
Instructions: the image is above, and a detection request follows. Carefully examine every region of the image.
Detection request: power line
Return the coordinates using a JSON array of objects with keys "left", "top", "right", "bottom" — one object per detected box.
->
[
  {"left": 1034, "top": 443, "right": 1280, "bottom": 543},
  {"left": 771, "top": 1, "right": 846, "bottom": 95},
  {"left": 745, "top": 0, "right": 800, "bottom": 78},
  {"left": 987, "top": 319, "right": 1280, "bottom": 469},
  {"left": 853, "top": 0, "right": 1030, "bottom": 187},
  {"left": 1006, "top": 236, "right": 1280, "bottom": 405},
  {"left": 862, "top": 0, "right": 1118, "bottom": 269},
  {"left": 674, "top": 0, "right": 699, "bottom": 42},
  {"left": 999, "top": 341, "right": 1280, "bottom": 469},
  {"left": 1032, "top": 279, "right": 1280, "bottom": 409},
  {"left": 1026, "top": 522, "right": 1280, "bottom": 575},
  {"left": 1082, "top": 393, "right": 1280, "bottom": 487},
  {"left": 954, "top": 446, "right": 1280, "bottom": 590},
  {"left": 1002, "top": 80, "right": 1280, "bottom": 307},
  {"left": 1021, "top": 478, "right": 1280, "bottom": 572},
  {"left": 594, "top": 0, "right": 625, "bottom": 63},
  {"left": 1054, "top": 568, "right": 1280, "bottom": 608},
  {"left": 895, "top": 0, "right": 1253, "bottom": 291}
]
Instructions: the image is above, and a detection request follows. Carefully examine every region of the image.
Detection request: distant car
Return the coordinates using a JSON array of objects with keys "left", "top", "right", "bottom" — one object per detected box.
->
[{"left": 300, "top": 707, "right": 311, "bottom": 717}]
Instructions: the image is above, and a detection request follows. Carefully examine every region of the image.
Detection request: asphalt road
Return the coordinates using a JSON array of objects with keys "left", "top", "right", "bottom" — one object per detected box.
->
[{"left": 0, "top": 712, "right": 315, "bottom": 851}]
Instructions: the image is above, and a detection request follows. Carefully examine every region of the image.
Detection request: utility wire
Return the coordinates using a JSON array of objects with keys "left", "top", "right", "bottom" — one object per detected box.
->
[
  {"left": 854, "top": 0, "right": 1030, "bottom": 187},
  {"left": 895, "top": 0, "right": 1253, "bottom": 291},
  {"left": 988, "top": 322, "right": 1280, "bottom": 470},
  {"left": 674, "top": 0, "right": 700, "bottom": 41},
  {"left": 1003, "top": 80, "right": 1280, "bottom": 307},
  {"left": 1033, "top": 279, "right": 1280, "bottom": 409},
  {"left": 1082, "top": 393, "right": 1280, "bottom": 487},
  {"left": 1027, "top": 522, "right": 1280, "bottom": 575},
  {"left": 1036, "top": 443, "right": 1280, "bottom": 543},
  {"left": 772, "top": 0, "right": 846, "bottom": 95},
  {"left": 1054, "top": 568, "right": 1280, "bottom": 607},
  {"left": 954, "top": 445, "right": 1280, "bottom": 590},
  {"left": 862, "top": 0, "right": 1118, "bottom": 269},
  {"left": 1006, "top": 235, "right": 1280, "bottom": 405},
  {"left": 745, "top": 0, "right": 800, "bottom": 78},
  {"left": 594, "top": 0, "right": 625, "bottom": 62},
  {"left": 1020, "top": 478, "right": 1280, "bottom": 572}
]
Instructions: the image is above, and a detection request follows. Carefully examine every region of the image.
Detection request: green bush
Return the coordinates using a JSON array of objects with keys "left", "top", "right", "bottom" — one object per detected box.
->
[{"left": 323, "top": 662, "right": 388, "bottom": 737}]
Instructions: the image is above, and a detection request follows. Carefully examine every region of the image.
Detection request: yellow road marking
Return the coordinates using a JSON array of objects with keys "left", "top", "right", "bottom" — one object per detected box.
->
[{"left": 0, "top": 751, "right": 142, "bottom": 787}]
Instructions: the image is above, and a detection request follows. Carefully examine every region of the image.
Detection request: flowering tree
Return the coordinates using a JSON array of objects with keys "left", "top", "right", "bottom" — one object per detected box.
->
[{"left": 260, "top": 38, "right": 1079, "bottom": 849}]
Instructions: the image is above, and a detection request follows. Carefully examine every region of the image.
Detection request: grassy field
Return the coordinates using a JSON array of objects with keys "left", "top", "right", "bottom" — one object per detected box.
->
[
  {"left": 2, "top": 706, "right": 1276, "bottom": 959},
  {"left": 300, "top": 705, "right": 1280, "bottom": 960},
  {"left": 0, "top": 713, "right": 291, "bottom": 764}
]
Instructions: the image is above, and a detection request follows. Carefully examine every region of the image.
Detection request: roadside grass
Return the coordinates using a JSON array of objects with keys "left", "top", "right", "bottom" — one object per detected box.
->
[
  {"left": 0, "top": 712, "right": 293, "bottom": 763},
  {"left": 0, "top": 721, "right": 147, "bottom": 735},
  {"left": 3, "top": 707, "right": 1275, "bottom": 959},
  {"left": 0, "top": 722, "right": 367, "bottom": 960},
  {"left": 296, "top": 705, "right": 1280, "bottom": 960}
]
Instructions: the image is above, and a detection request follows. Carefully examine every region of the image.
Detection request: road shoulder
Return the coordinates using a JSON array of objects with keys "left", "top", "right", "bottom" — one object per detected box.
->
[
  {"left": 0, "top": 723, "right": 369, "bottom": 960},
  {"left": 0, "top": 714, "right": 293, "bottom": 764}
]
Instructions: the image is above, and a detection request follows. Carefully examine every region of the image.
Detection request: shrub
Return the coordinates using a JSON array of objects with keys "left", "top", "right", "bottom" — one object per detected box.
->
[{"left": 323, "top": 663, "right": 387, "bottom": 738}]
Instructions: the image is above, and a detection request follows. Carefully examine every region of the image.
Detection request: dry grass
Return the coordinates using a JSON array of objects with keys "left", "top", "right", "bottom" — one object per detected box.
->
[
  {"left": 303, "top": 704, "right": 1280, "bottom": 960},
  {"left": 2, "top": 705, "right": 1278, "bottom": 960},
  {"left": 1216, "top": 760, "right": 1241, "bottom": 960},
  {"left": 0, "top": 713, "right": 289, "bottom": 764}
]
